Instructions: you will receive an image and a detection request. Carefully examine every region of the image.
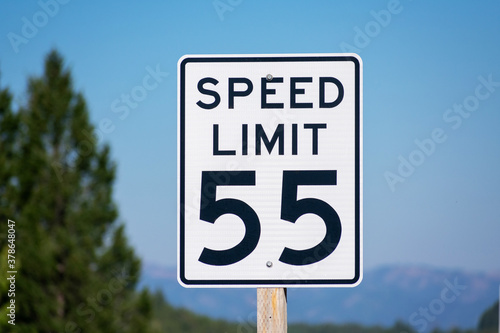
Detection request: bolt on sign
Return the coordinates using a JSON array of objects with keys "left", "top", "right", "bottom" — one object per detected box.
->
[{"left": 178, "top": 54, "right": 363, "bottom": 287}]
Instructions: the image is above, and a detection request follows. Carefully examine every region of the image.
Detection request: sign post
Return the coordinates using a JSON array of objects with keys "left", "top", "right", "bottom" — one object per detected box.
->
[
  {"left": 178, "top": 53, "right": 363, "bottom": 327},
  {"left": 257, "top": 288, "right": 287, "bottom": 332}
]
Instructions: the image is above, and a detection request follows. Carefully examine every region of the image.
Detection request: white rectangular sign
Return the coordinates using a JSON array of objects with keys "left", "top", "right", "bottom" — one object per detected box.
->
[{"left": 178, "top": 54, "right": 362, "bottom": 287}]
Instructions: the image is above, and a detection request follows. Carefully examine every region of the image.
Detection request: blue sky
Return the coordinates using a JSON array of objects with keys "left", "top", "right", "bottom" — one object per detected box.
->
[{"left": 1, "top": 0, "right": 500, "bottom": 274}]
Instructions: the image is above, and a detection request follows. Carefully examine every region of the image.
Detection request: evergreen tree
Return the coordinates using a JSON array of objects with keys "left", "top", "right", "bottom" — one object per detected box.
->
[
  {"left": 0, "top": 77, "right": 18, "bottom": 218},
  {"left": 478, "top": 300, "right": 499, "bottom": 333},
  {"left": 0, "top": 74, "right": 21, "bottom": 328},
  {"left": 0, "top": 50, "right": 152, "bottom": 332}
]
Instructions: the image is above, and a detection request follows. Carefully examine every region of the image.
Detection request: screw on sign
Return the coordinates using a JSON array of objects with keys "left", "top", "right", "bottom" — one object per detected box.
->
[{"left": 177, "top": 54, "right": 363, "bottom": 288}]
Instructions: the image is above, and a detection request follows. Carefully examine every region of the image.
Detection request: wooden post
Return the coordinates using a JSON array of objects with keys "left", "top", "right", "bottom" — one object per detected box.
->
[{"left": 257, "top": 288, "right": 287, "bottom": 332}]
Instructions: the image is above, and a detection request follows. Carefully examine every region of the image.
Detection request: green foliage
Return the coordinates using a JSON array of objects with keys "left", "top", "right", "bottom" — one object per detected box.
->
[
  {"left": 478, "top": 300, "right": 499, "bottom": 333},
  {"left": 288, "top": 321, "right": 416, "bottom": 333},
  {"left": 0, "top": 50, "right": 152, "bottom": 332},
  {"left": 149, "top": 291, "right": 240, "bottom": 333}
]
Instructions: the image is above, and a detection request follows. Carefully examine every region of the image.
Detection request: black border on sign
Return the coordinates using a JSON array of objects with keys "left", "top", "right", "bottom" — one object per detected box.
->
[{"left": 178, "top": 55, "right": 361, "bottom": 287}]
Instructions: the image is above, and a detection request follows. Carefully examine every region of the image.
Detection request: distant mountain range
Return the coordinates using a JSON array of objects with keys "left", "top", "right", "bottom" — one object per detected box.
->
[{"left": 139, "top": 263, "right": 500, "bottom": 332}]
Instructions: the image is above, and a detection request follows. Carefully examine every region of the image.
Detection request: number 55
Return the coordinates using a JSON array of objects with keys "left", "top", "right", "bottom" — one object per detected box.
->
[{"left": 198, "top": 170, "right": 341, "bottom": 266}]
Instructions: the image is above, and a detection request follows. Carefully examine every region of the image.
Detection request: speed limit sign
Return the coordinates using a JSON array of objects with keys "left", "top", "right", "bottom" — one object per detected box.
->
[{"left": 178, "top": 54, "right": 362, "bottom": 287}]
